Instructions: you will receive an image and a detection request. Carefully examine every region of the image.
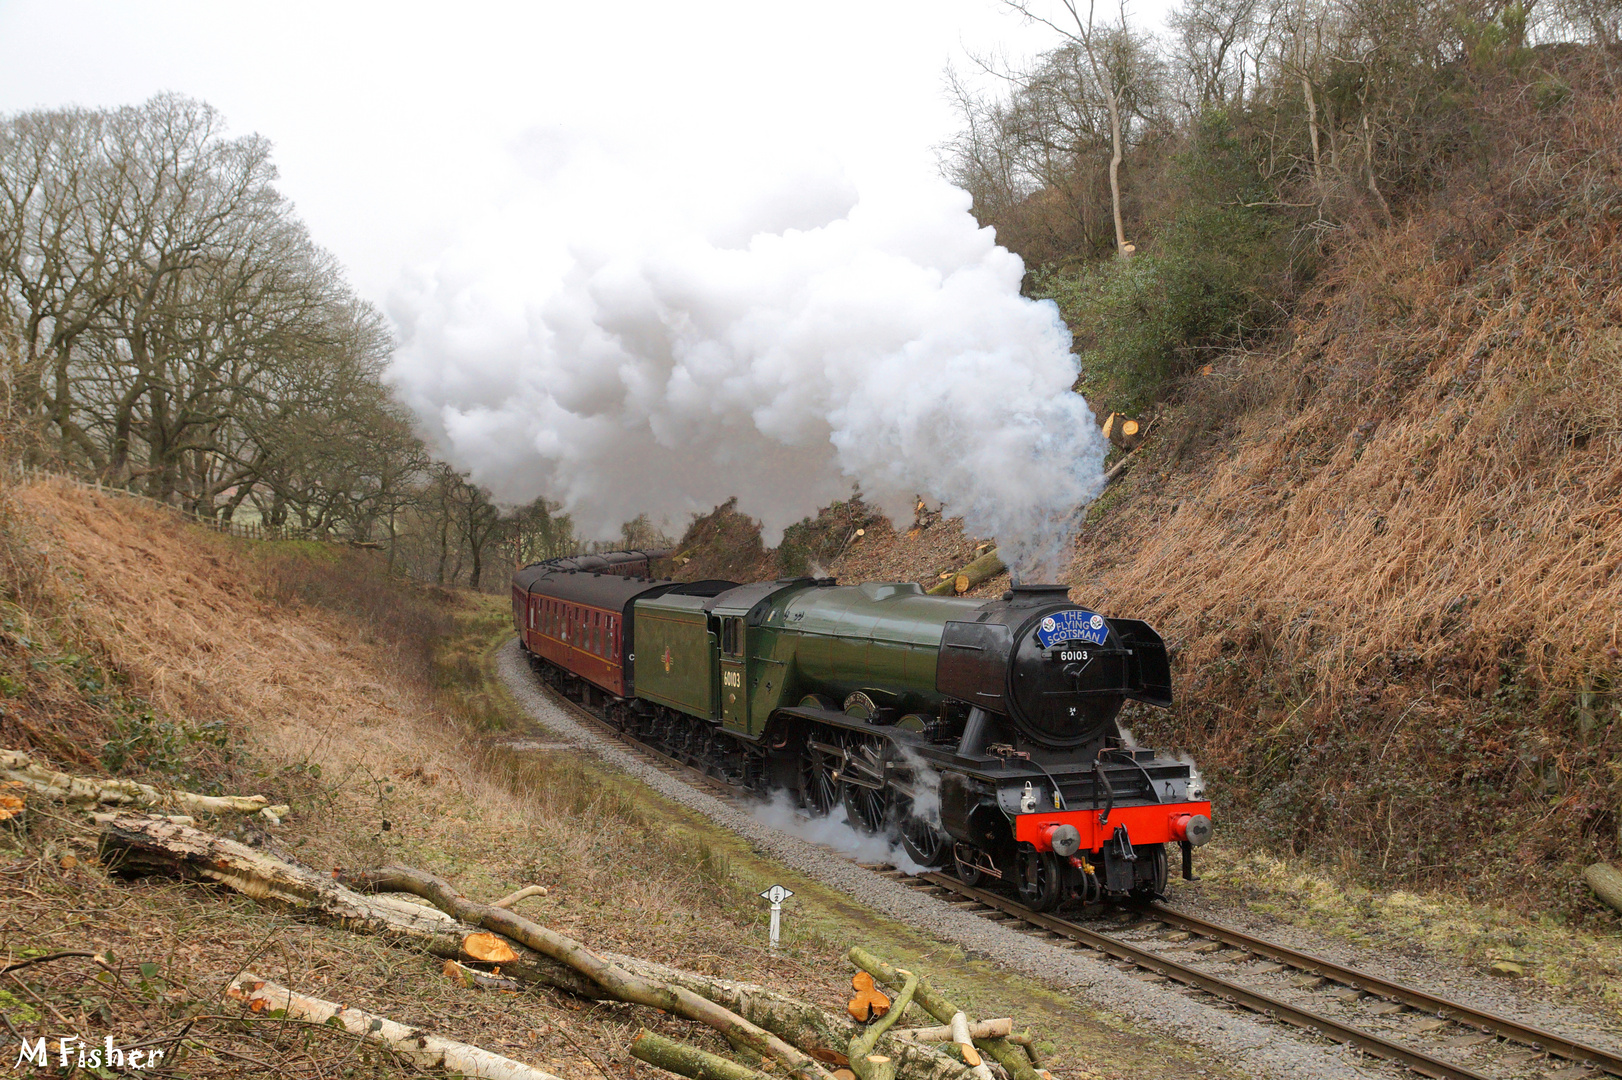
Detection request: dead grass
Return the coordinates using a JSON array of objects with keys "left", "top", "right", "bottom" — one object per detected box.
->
[
  {"left": 0, "top": 480, "right": 787, "bottom": 1076},
  {"left": 1060, "top": 81, "right": 1622, "bottom": 912}
]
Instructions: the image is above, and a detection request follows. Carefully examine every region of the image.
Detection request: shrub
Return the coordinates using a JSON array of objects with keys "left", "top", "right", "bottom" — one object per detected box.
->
[
  {"left": 775, "top": 495, "right": 880, "bottom": 578},
  {"left": 1038, "top": 114, "right": 1299, "bottom": 413}
]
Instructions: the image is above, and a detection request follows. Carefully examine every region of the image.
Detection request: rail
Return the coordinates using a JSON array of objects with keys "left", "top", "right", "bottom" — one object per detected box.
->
[{"left": 909, "top": 871, "right": 1620, "bottom": 1080}]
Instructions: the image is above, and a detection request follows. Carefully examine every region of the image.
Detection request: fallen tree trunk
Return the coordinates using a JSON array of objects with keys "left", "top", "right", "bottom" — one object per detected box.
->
[
  {"left": 926, "top": 549, "right": 1004, "bottom": 597},
  {"left": 98, "top": 815, "right": 460, "bottom": 937},
  {"left": 850, "top": 948, "right": 1042, "bottom": 1080},
  {"left": 630, "top": 1029, "right": 774, "bottom": 1080},
  {"left": 99, "top": 816, "right": 971, "bottom": 1080},
  {"left": 5, "top": 749, "right": 288, "bottom": 821},
  {"left": 339, "top": 865, "right": 836, "bottom": 1080},
  {"left": 897, "top": 1019, "right": 1010, "bottom": 1042},
  {"left": 1585, "top": 863, "right": 1622, "bottom": 915},
  {"left": 1102, "top": 447, "right": 1140, "bottom": 487},
  {"left": 227, "top": 973, "right": 562, "bottom": 1080}
]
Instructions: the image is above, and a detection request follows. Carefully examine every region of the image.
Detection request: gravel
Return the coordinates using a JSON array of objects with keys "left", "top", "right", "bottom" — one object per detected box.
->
[
  {"left": 497, "top": 640, "right": 1396, "bottom": 1080},
  {"left": 1166, "top": 889, "right": 1622, "bottom": 1054}
]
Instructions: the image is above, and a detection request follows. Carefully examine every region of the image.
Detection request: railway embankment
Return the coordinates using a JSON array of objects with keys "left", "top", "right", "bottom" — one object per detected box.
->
[
  {"left": 0, "top": 477, "right": 812, "bottom": 1077},
  {"left": 0, "top": 475, "right": 1239, "bottom": 1080}
]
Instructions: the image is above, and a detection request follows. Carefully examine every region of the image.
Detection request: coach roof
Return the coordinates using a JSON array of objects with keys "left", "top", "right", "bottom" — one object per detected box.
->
[
  {"left": 515, "top": 569, "right": 742, "bottom": 611},
  {"left": 517, "top": 569, "right": 667, "bottom": 610}
]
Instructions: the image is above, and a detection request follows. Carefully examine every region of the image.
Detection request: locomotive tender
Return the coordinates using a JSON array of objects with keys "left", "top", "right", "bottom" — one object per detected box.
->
[{"left": 513, "top": 557, "right": 1212, "bottom": 910}]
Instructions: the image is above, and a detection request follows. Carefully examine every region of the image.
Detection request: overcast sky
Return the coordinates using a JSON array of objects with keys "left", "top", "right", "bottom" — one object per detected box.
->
[
  {"left": 0, "top": 0, "right": 1185, "bottom": 299},
  {"left": 0, "top": 1, "right": 1173, "bottom": 551}
]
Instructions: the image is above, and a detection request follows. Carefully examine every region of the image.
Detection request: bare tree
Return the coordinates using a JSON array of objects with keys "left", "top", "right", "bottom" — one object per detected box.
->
[
  {"left": 1001, "top": 0, "right": 1153, "bottom": 255},
  {"left": 1168, "top": 0, "right": 1266, "bottom": 112}
]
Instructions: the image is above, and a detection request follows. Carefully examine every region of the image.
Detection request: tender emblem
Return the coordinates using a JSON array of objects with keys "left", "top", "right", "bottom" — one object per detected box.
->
[{"left": 661, "top": 645, "right": 673, "bottom": 672}]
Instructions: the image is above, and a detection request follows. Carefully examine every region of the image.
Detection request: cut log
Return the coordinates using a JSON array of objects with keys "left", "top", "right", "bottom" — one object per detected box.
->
[
  {"left": 896, "top": 1019, "right": 1011, "bottom": 1042},
  {"left": 463, "top": 931, "right": 520, "bottom": 964},
  {"left": 1585, "top": 863, "right": 1622, "bottom": 915},
  {"left": 339, "top": 865, "right": 835, "bottom": 1080},
  {"left": 443, "top": 959, "right": 525, "bottom": 992},
  {"left": 925, "top": 549, "right": 1004, "bottom": 597},
  {"left": 850, "top": 948, "right": 1042, "bottom": 1080},
  {"left": 947, "top": 1014, "right": 992, "bottom": 1080},
  {"left": 0, "top": 780, "right": 25, "bottom": 829},
  {"left": 848, "top": 970, "right": 891, "bottom": 1022},
  {"left": 630, "top": 1029, "right": 773, "bottom": 1080},
  {"left": 4, "top": 748, "right": 288, "bottom": 821},
  {"left": 865, "top": 1056, "right": 897, "bottom": 1080},
  {"left": 1101, "top": 413, "right": 1143, "bottom": 451},
  {"left": 492, "top": 884, "right": 548, "bottom": 909},
  {"left": 849, "top": 966, "right": 915, "bottom": 1080},
  {"left": 228, "top": 973, "right": 561, "bottom": 1080}
]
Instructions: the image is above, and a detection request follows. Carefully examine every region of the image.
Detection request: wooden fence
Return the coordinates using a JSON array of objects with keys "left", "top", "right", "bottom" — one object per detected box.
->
[{"left": 10, "top": 464, "right": 343, "bottom": 545}]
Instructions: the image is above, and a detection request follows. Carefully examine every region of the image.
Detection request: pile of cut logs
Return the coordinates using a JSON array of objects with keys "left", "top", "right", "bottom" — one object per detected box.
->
[
  {"left": 94, "top": 814, "right": 1057, "bottom": 1080},
  {"left": 11, "top": 749, "right": 1065, "bottom": 1080}
]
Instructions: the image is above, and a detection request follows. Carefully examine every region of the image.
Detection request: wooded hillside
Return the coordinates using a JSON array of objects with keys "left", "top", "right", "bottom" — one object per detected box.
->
[{"left": 950, "top": 10, "right": 1621, "bottom": 908}]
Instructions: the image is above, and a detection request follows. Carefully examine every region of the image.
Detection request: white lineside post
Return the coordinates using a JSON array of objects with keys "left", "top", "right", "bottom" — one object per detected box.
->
[{"left": 760, "top": 884, "right": 793, "bottom": 948}]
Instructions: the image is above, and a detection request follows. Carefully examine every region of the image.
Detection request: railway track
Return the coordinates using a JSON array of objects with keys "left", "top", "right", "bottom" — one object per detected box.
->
[
  {"left": 519, "top": 671, "right": 1620, "bottom": 1080},
  {"left": 889, "top": 870, "right": 1619, "bottom": 1080}
]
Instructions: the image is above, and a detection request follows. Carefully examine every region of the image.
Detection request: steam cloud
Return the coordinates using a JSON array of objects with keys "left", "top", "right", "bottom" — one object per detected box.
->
[
  {"left": 750, "top": 793, "right": 932, "bottom": 875},
  {"left": 386, "top": 140, "right": 1109, "bottom": 577}
]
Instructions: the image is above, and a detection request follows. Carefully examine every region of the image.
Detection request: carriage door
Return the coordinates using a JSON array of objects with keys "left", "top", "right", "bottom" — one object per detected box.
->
[{"left": 719, "top": 616, "right": 747, "bottom": 730}]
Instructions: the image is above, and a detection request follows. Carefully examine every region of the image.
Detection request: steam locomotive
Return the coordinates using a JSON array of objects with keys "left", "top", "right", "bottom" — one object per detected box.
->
[{"left": 512, "top": 556, "right": 1211, "bottom": 910}]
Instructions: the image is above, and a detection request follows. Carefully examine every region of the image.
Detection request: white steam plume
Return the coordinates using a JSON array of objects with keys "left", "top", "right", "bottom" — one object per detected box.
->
[
  {"left": 386, "top": 138, "right": 1109, "bottom": 578},
  {"left": 1176, "top": 751, "right": 1206, "bottom": 801},
  {"left": 750, "top": 792, "right": 929, "bottom": 875}
]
